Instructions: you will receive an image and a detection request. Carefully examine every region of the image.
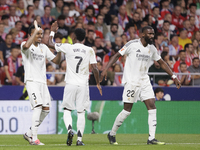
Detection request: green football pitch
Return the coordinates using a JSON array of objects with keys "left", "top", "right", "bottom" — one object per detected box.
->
[{"left": 0, "top": 134, "right": 200, "bottom": 150}]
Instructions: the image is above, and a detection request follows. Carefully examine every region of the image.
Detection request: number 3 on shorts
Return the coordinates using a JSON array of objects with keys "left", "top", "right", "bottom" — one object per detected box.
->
[
  {"left": 32, "top": 93, "right": 37, "bottom": 100},
  {"left": 127, "top": 90, "right": 135, "bottom": 97}
]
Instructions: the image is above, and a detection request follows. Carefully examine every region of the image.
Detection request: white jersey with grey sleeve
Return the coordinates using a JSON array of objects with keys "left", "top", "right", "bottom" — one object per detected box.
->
[
  {"left": 55, "top": 43, "right": 97, "bottom": 86},
  {"left": 118, "top": 39, "right": 161, "bottom": 85},
  {"left": 21, "top": 41, "right": 56, "bottom": 84}
]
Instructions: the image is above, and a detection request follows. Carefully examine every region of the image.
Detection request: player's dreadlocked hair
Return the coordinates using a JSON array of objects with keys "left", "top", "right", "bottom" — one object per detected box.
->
[
  {"left": 74, "top": 28, "right": 86, "bottom": 42},
  {"left": 142, "top": 26, "right": 153, "bottom": 33},
  {"left": 28, "top": 24, "right": 42, "bottom": 36}
]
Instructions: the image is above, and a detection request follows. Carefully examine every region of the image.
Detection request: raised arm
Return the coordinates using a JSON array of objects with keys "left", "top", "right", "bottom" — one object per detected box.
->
[
  {"left": 157, "top": 58, "right": 181, "bottom": 89},
  {"left": 91, "top": 63, "right": 102, "bottom": 96},
  {"left": 100, "top": 52, "right": 122, "bottom": 82},
  {"left": 22, "top": 20, "right": 41, "bottom": 50},
  {"left": 47, "top": 21, "right": 58, "bottom": 49}
]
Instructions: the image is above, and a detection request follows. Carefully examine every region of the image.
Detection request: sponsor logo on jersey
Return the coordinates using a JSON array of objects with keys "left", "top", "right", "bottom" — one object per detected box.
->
[{"left": 136, "top": 49, "right": 141, "bottom": 52}]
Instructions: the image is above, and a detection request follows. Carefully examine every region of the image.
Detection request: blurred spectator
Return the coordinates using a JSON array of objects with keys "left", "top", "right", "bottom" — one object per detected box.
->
[
  {"left": 177, "top": 62, "right": 191, "bottom": 85},
  {"left": 84, "top": 30, "right": 95, "bottom": 47},
  {"left": 87, "top": 21, "right": 103, "bottom": 39},
  {"left": 35, "top": 15, "right": 42, "bottom": 27},
  {"left": 98, "top": 4, "right": 111, "bottom": 25},
  {"left": 63, "top": 5, "right": 76, "bottom": 28},
  {"left": 113, "top": 63, "right": 123, "bottom": 86},
  {"left": 168, "top": 34, "right": 182, "bottom": 60},
  {"left": 0, "top": 0, "right": 10, "bottom": 16},
  {"left": 141, "top": 0, "right": 150, "bottom": 18},
  {"left": 152, "top": 6, "right": 163, "bottom": 30},
  {"left": 178, "top": 28, "right": 192, "bottom": 48},
  {"left": 0, "top": 34, "right": 16, "bottom": 63},
  {"left": 180, "top": 0, "right": 187, "bottom": 17},
  {"left": 113, "top": 36, "right": 122, "bottom": 50},
  {"left": 173, "top": 50, "right": 191, "bottom": 73},
  {"left": 189, "top": 16, "right": 199, "bottom": 35},
  {"left": 192, "top": 39, "right": 200, "bottom": 58},
  {"left": 184, "top": 43, "right": 198, "bottom": 65},
  {"left": 154, "top": 87, "right": 165, "bottom": 101},
  {"left": 164, "top": 13, "right": 177, "bottom": 33},
  {"left": 55, "top": 59, "right": 66, "bottom": 86},
  {"left": 154, "top": 32, "right": 164, "bottom": 55},
  {"left": 183, "top": 19, "right": 192, "bottom": 39},
  {"left": 125, "top": 24, "right": 139, "bottom": 41},
  {"left": 50, "top": 0, "right": 63, "bottom": 19},
  {"left": 161, "top": 51, "right": 174, "bottom": 70},
  {"left": 41, "top": 5, "right": 54, "bottom": 29},
  {"left": 9, "top": 5, "right": 20, "bottom": 28},
  {"left": 39, "top": 0, "right": 55, "bottom": 10},
  {"left": 160, "top": 0, "right": 172, "bottom": 19},
  {"left": 186, "top": 3, "right": 199, "bottom": 28},
  {"left": 16, "top": 0, "right": 27, "bottom": 17},
  {"left": 107, "top": 16, "right": 123, "bottom": 36},
  {"left": 95, "top": 14, "right": 108, "bottom": 38},
  {"left": 135, "top": 7, "right": 143, "bottom": 21},
  {"left": 191, "top": 31, "right": 200, "bottom": 42},
  {"left": 149, "top": 62, "right": 171, "bottom": 86},
  {"left": 104, "top": 0, "right": 118, "bottom": 17},
  {"left": 105, "top": 23, "right": 119, "bottom": 46},
  {"left": 68, "top": 2, "right": 80, "bottom": 17},
  {"left": 13, "top": 21, "right": 26, "bottom": 45},
  {"left": 118, "top": 5, "right": 131, "bottom": 30},
  {"left": 171, "top": 5, "right": 185, "bottom": 29},
  {"left": 1, "top": 15, "right": 12, "bottom": 34},
  {"left": 161, "top": 20, "right": 174, "bottom": 42},
  {"left": 94, "top": 37, "right": 109, "bottom": 60},
  {"left": 4, "top": 46, "right": 21, "bottom": 85},
  {"left": 74, "top": 0, "right": 89, "bottom": 14},
  {"left": 125, "top": 0, "right": 134, "bottom": 18},
  {"left": 46, "top": 63, "right": 56, "bottom": 85},
  {"left": 83, "top": 5, "right": 96, "bottom": 24},
  {"left": 33, "top": 0, "right": 44, "bottom": 17},
  {"left": 187, "top": 57, "right": 200, "bottom": 85},
  {"left": 20, "top": 14, "right": 29, "bottom": 36},
  {"left": 57, "top": 15, "right": 69, "bottom": 38},
  {"left": 0, "top": 23, "right": 6, "bottom": 43},
  {"left": 15, "top": 61, "right": 25, "bottom": 86},
  {"left": 121, "top": 34, "right": 128, "bottom": 46},
  {"left": 26, "top": 5, "right": 35, "bottom": 25},
  {"left": 91, "top": 0, "right": 101, "bottom": 15}
]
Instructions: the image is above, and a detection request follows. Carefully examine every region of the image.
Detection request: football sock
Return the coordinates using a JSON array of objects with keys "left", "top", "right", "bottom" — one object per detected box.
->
[
  {"left": 26, "top": 127, "right": 32, "bottom": 137},
  {"left": 77, "top": 111, "right": 85, "bottom": 141},
  {"left": 32, "top": 106, "right": 42, "bottom": 141},
  {"left": 110, "top": 109, "right": 131, "bottom": 136},
  {"left": 148, "top": 109, "right": 157, "bottom": 141},
  {"left": 63, "top": 109, "right": 72, "bottom": 133},
  {"left": 39, "top": 109, "right": 50, "bottom": 126}
]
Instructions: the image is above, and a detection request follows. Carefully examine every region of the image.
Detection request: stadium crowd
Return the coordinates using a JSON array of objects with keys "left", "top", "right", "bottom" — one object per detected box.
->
[{"left": 0, "top": 0, "right": 200, "bottom": 86}]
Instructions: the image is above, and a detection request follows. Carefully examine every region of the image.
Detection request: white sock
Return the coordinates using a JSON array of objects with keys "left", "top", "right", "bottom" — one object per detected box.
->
[
  {"left": 26, "top": 127, "right": 32, "bottom": 137},
  {"left": 148, "top": 109, "right": 157, "bottom": 140},
  {"left": 32, "top": 106, "right": 42, "bottom": 141},
  {"left": 77, "top": 111, "right": 85, "bottom": 141},
  {"left": 110, "top": 109, "right": 131, "bottom": 136},
  {"left": 63, "top": 109, "right": 72, "bottom": 132},
  {"left": 39, "top": 109, "right": 50, "bottom": 125}
]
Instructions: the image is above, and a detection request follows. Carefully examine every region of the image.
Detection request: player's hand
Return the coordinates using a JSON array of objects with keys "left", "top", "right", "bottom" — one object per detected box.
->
[
  {"left": 100, "top": 70, "right": 107, "bottom": 82},
  {"left": 174, "top": 78, "right": 181, "bottom": 89},
  {"left": 51, "top": 21, "right": 58, "bottom": 32},
  {"left": 34, "top": 20, "right": 41, "bottom": 32},
  {"left": 97, "top": 83, "right": 102, "bottom": 96}
]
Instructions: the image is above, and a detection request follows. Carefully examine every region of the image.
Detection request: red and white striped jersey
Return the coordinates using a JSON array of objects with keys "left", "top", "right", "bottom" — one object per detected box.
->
[
  {"left": 65, "top": 17, "right": 75, "bottom": 26},
  {"left": 74, "top": 0, "right": 89, "bottom": 11},
  {"left": 82, "top": 15, "right": 96, "bottom": 24},
  {"left": 9, "top": 16, "right": 20, "bottom": 28},
  {"left": 152, "top": 15, "right": 163, "bottom": 29},
  {"left": 160, "top": 8, "right": 171, "bottom": 19},
  {"left": 14, "top": 31, "right": 26, "bottom": 45}
]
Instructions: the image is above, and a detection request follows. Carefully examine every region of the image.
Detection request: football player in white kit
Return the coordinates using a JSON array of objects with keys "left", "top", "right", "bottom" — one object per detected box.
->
[
  {"left": 21, "top": 21, "right": 61, "bottom": 145},
  {"left": 100, "top": 26, "right": 181, "bottom": 145},
  {"left": 48, "top": 28, "right": 102, "bottom": 146}
]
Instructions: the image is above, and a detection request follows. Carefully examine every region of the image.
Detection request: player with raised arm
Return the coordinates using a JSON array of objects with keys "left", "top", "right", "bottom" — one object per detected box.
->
[
  {"left": 21, "top": 20, "right": 61, "bottom": 145},
  {"left": 100, "top": 26, "right": 181, "bottom": 145},
  {"left": 48, "top": 28, "right": 102, "bottom": 146}
]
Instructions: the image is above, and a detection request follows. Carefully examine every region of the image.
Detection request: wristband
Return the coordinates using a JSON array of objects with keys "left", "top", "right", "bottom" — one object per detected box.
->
[
  {"left": 50, "top": 31, "right": 55, "bottom": 37},
  {"left": 171, "top": 75, "right": 177, "bottom": 79}
]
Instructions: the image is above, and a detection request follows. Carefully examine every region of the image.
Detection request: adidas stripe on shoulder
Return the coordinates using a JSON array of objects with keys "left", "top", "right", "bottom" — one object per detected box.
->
[{"left": 125, "top": 39, "right": 139, "bottom": 47}]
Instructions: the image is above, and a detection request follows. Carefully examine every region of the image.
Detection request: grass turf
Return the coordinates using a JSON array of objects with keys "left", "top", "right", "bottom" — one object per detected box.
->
[{"left": 0, "top": 134, "right": 200, "bottom": 150}]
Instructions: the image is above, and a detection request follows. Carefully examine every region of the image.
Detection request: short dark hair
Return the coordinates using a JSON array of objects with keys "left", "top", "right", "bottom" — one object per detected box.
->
[
  {"left": 184, "top": 43, "right": 192, "bottom": 50},
  {"left": 153, "top": 6, "right": 159, "bottom": 11},
  {"left": 161, "top": 51, "right": 168, "bottom": 60},
  {"left": 189, "top": 3, "right": 197, "bottom": 8},
  {"left": 44, "top": 5, "right": 51, "bottom": 10},
  {"left": 163, "top": 20, "right": 170, "bottom": 24},
  {"left": 57, "top": 15, "right": 66, "bottom": 20},
  {"left": 111, "top": 23, "right": 118, "bottom": 29},
  {"left": 33, "top": 0, "right": 40, "bottom": 3},
  {"left": 11, "top": 45, "right": 20, "bottom": 52},
  {"left": 46, "top": 63, "right": 52, "bottom": 69},
  {"left": 15, "top": 21, "right": 22, "bottom": 26},
  {"left": 27, "top": 5, "right": 33, "bottom": 10},
  {"left": 28, "top": 24, "right": 41, "bottom": 36},
  {"left": 179, "top": 50, "right": 186, "bottom": 54},
  {"left": 154, "top": 32, "right": 164, "bottom": 40},
  {"left": 192, "top": 57, "right": 199, "bottom": 62},
  {"left": 142, "top": 26, "right": 153, "bottom": 33},
  {"left": 85, "top": 5, "right": 95, "bottom": 15},
  {"left": 154, "top": 87, "right": 164, "bottom": 95},
  {"left": 88, "top": 21, "right": 95, "bottom": 26},
  {"left": 54, "top": 32, "right": 63, "bottom": 39},
  {"left": 1, "top": 15, "right": 9, "bottom": 20},
  {"left": 5, "top": 33, "right": 12, "bottom": 39},
  {"left": 88, "top": 29, "right": 94, "bottom": 34},
  {"left": 75, "top": 28, "right": 86, "bottom": 42},
  {"left": 180, "top": 62, "right": 186, "bottom": 67}
]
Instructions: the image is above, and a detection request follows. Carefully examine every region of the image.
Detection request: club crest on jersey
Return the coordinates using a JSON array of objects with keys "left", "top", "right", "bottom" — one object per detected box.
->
[
  {"left": 41, "top": 49, "right": 43, "bottom": 53},
  {"left": 148, "top": 49, "right": 150, "bottom": 53}
]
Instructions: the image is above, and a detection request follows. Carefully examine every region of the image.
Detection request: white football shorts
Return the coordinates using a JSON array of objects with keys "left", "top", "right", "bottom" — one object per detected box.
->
[
  {"left": 62, "top": 84, "right": 90, "bottom": 112},
  {"left": 26, "top": 81, "right": 51, "bottom": 109},
  {"left": 122, "top": 77, "right": 155, "bottom": 103}
]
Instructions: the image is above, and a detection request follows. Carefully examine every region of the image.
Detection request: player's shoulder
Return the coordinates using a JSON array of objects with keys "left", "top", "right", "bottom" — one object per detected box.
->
[{"left": 124, "top": 39, "right": 140, "bottom": 47}]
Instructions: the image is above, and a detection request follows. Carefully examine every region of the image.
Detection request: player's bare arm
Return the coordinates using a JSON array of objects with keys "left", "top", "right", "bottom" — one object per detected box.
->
[
  {"left": 47, "top": 21, "right": 58, "bottom": 49},
  {"left": 100, "top": 52, "right": 122, "bottom": 82},
  {"left": 23, "top": 20, "right": 41, "bottom": 50},
  {"left": 91, "top": 63, "right": 102, "bottom": 96},
  {"left": 157, "top": 59, "right": 181, "bottom": 89}
]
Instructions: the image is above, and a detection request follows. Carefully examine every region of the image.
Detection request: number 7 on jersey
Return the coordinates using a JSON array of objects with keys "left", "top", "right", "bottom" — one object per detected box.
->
[{"left": 75, "top": 56, "right": 83, "bottom": 73}]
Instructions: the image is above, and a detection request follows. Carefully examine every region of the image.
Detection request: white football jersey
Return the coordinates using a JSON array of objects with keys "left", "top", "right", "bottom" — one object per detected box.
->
[
  {"left": 21, "top": 41, "right": 55, "bottom": 84},
  {"left": 55, "top": 43, "right": 97, "bottom": 86},
  {"left": 119, "top": 39, "right": 161, "bottom": 85}
]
